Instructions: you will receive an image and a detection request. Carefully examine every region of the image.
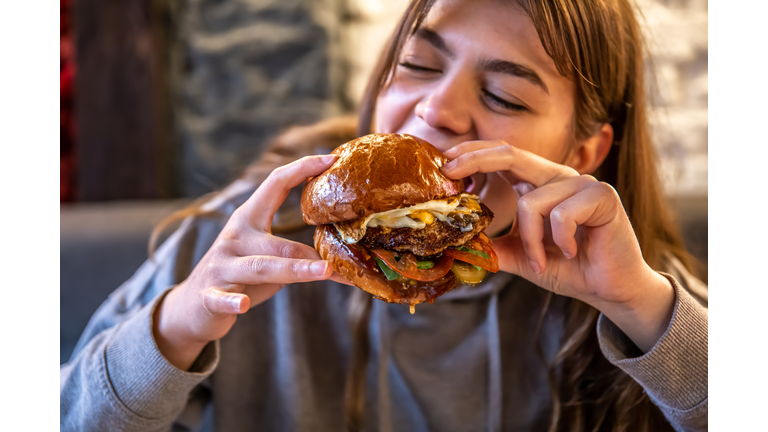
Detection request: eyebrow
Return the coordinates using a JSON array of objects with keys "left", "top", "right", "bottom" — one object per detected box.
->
[
  {"left": 413, "top": 27, "right": 549, "bottom": 95},
  {"left": 480, "top": 58, "right": 549, "bottom": 94},
  {"left": 414, "top": 28, "right": 455, "bottom": 59}
]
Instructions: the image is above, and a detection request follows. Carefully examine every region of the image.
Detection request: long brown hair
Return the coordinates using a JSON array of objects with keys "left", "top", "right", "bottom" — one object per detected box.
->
[{"left": 346, "top": 0, "right": 697, "bottom": 431}]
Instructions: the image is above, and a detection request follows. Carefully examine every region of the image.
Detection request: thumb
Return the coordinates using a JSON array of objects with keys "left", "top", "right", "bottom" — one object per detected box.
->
[
  {"left": 491, "top": 233, "right": 535, "bottom": 279},
  {"left": 203, "top": 288, "right": 251, "bottom": 315}
]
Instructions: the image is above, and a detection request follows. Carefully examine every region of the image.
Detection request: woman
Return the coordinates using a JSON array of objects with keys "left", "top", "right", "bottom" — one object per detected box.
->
[{"left": 60, "top": 0, "right": 708, "bottom": 431}]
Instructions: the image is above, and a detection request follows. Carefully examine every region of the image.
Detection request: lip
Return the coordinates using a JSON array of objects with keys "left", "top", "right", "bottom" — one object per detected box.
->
[{"left": 462, "top": 173, "right": 487, "bottom": 194}]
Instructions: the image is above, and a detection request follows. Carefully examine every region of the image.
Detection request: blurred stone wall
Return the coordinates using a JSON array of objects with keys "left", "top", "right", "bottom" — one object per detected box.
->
[
  {"left": 171, "top": 0, "right": 706, "bottom": 198},
  {"left": 637, "top": 0, "right": 708, "bottom": 197},
  {"left": 341, "top": 0, "right": 708, "bottom": 197},
  {"left": 169, "top": 0, "right": 350, "bottom": 197}
]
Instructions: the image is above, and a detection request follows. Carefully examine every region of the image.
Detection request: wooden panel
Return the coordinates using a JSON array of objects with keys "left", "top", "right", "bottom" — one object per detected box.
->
[{"left": 74, "top": 0, "right": 171, "bottom": 200}]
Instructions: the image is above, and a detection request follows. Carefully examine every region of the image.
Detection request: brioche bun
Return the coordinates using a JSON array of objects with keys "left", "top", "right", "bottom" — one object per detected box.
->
[
  {"left": 301, "top": 133, "right": 495, "bottom": 307},
  {"left": 301, "top": 133, "right": 463, "bottom": 225}
]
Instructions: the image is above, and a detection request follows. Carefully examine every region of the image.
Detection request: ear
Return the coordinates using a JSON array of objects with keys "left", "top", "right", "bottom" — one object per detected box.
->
[{"left": 564, "top": 123, "right": 614, "bottom": 175}]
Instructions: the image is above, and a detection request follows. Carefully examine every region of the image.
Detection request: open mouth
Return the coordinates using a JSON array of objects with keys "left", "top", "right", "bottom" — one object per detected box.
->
[{"left": 462, "top": 173, "right": 487, "bottom": 194}]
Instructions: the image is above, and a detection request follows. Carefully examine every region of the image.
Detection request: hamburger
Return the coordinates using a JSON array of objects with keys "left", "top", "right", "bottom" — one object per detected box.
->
[{"left": 301, "top": 133, "right": 499, "bottom": 313}]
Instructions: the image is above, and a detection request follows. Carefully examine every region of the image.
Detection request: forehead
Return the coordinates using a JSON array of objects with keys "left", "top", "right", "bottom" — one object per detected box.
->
[{"left": 418, "top": 0, "right": 565, "bottom": 86}]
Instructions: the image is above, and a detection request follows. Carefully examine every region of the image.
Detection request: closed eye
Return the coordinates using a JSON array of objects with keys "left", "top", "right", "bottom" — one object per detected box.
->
[
  {"left": 399, "top": 62, "right": 442, "bottom": 74},
  {"left": 482, "top": 89, "right": 527, "bottom": 112}
]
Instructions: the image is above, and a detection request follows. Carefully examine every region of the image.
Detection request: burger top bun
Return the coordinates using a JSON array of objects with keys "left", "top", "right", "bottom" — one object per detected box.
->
[{"left": 301, "top": 133, "right": 464, "bottom": 225}]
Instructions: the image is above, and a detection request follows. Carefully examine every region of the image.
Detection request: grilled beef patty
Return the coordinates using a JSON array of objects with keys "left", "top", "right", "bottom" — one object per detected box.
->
[{"left": 360, "top": 203, "right": 494, "bottom": 256}]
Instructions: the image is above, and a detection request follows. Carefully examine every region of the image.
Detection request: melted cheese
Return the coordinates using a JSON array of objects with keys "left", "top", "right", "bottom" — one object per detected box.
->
[
  {"left": 411, "top": 211, "right": 435, "bottom": 225},
  {"left": 334, "top": 194, "right": 480, "bottom": 244}
]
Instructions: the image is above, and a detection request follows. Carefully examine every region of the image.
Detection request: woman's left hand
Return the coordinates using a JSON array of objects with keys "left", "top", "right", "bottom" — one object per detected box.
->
[{"left": 442, "top": 140, "right": 675, "bottom": 352}]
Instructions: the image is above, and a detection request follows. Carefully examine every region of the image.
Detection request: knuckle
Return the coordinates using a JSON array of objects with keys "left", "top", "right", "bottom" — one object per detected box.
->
[
  {"left": 596, "top": 181, "right": 620, "bottom": 199},
  {"left": 248, "top": 256, "right": 267, "bottom": 274},
  {"left": 459, "top": 151, "right": 480, "bottom": 165},
  {"left": 549, "top": 207, "right": 569, "bottom": 225},
  {"left": 291, "top": 260, "right": 306, "bottom": 275},
  {"left": 517, "top": 195, "right": 537, "bottom": 214},
  {"left": 207, "top": 264, "right": 223, "bottom": 282},
  {"left": 215, "top": 235, "right": 236, "bottom": 252},
  {"left": 561, "top": 166, "right": 579, "bottom": 178},
  {"left": 278, "top": 241, "right": 304, "bottom": 259},
  {"left": 493, "top": 140, "right": 511, "bottom": 152}
]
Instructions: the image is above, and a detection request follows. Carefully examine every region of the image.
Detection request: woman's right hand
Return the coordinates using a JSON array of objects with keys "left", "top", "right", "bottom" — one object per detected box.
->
[{"left": 153, "top": 154, "right": 344, "bottom": 370}]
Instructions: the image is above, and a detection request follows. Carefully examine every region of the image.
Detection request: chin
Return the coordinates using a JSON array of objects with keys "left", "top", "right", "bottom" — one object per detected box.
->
[{"left": 476, "top": 174, "right": 518, "bottom": 237}]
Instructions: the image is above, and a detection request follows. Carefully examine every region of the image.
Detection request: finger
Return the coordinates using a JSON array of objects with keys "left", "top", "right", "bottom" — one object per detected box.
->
[
  {"left": 232, "top": 238, "right": 352, "bottom": 286},
  {"left": 242, "top": 154, "right": 338, "bottom": 231},
  {"left": 443, "top": 140, "right": 504, "bottom": 159},
  {"left": 441, "top": 144, "right": 578, "bottom": 187},
  {"left": 489, "top": 232, "right": 531, "bottom": 278},
  {"left": 549, "top": 182, "right": 622, "bottom": 258},
  {"left": 512, "top": 181, "right": 535, "bottom": 198},
  {"left": 222, "top": 256, "right": 333, "bottom": 285},
  {"left": 515, "top": 175, "right": 598, "bottom": 270},
  {"left": 231, "top": 234, "right": 323, "bottom": 261},
  {"left": 203, "top": 288, "right": 251, "bottom": 315},
  {"left": 515, "top": 194, "right": 547, "bottom": 274}
]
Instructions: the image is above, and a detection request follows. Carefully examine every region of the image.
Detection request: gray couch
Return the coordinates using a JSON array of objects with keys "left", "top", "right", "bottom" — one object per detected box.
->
[
  {"left": 60, "top": 196, "right": 707, "bottom": 364},
  {"left": 60, "top": 200, "right": 191, "bottom": 364}
]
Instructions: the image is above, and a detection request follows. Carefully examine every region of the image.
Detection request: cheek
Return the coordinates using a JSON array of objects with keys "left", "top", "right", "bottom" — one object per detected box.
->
[
  {"left": 374, "top": 82, "right": 422, "bottom": 134},
  {"left": 374, "top": 90, "right": 403, "bottom": 134},
  {"left": 496, "top": 118, "right": 573, "bottom": 163}
]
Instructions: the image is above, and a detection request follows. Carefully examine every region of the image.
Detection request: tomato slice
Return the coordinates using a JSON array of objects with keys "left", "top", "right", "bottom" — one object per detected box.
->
[
  {"left": 370, "top": 248, "right": 454, "bottom": 281},
  {"left": 444, "top": 233, "right": 499, "bottom": 273}
]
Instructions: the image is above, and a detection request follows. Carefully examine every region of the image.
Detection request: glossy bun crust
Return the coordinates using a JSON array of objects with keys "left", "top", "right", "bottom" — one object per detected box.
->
[
  {"left": 301, "top": 133, "right": 464, "bottom": 225},
  {"left": 314, "top": 225, "right": 457, "bottom": 305}
]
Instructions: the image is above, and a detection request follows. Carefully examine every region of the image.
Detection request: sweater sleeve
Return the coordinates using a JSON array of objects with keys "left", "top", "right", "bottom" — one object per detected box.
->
[
  {"left": 60, "top": 208, "right": 234, "bottom": 432},
  {"left": 597, "top": 270, "right": 708, "bottom": 432},
  {"left": 60, "top": 288, "right": 219, "bottom": 432}
]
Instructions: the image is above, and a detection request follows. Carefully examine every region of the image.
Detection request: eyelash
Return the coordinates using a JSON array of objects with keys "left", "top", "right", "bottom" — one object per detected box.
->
[
  {"left": 399, "top": 62, "right": 440, "bottom": 73},
  {"left": 399, "top": 62, "right": 528, "bottom": 113},
  {"left": 482, "top": 89, "right": 527, "bottom": 112}
]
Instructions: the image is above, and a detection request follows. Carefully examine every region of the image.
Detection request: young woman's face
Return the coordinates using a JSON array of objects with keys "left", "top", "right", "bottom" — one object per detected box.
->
[{"left": 374, "top": 0, "right": 578, "bottom": 236}]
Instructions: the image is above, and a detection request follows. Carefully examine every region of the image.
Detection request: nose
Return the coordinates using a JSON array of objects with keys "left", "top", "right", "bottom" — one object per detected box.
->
[{"left": 415, "top": 78, "right": 473, "bottom": 139}]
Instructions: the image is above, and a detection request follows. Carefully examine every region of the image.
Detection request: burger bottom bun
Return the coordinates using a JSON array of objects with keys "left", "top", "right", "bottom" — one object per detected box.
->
[{"left": 314, "top": 224, "right": 457, "bottom": 305}]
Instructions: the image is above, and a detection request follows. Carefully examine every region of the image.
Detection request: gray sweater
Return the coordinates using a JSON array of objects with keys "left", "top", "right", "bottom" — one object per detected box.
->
[{"left": 60, "top": 182, "right": 708, "bottom": 432}]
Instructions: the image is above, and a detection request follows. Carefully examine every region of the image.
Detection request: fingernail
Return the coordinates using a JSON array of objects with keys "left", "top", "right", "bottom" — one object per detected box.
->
[
  {"left": 321, "top": 155, "right": 337, "bottom": 164},
  {"left": 562, "top": 251, "right": 572, "bottom": 259},
  {"left": 529, "top": 260, "right": 542, "bottom": 274},
  {"left": 230, "top": 295, "right": 243, "bottom": 313},
  {"left": 442, "top": 161, "right": 456, "bottom": 171},
  {"left": 310, "top": 261, "right": 328, "bottom": 276}
]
